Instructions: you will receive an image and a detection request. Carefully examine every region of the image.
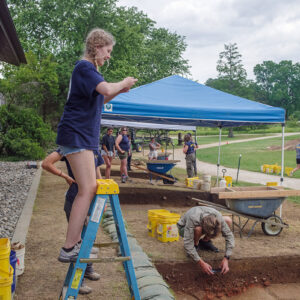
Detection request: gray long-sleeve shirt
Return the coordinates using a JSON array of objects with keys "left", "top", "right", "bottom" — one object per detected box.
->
[{"left": 177, "top": 206, "right": 234, "bottom": 262}]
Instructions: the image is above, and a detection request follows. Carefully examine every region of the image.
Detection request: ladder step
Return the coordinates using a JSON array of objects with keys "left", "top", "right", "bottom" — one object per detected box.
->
[
  {"left": 93, "top": 242, "right": 119, "bottom": 248},
  {"left": 80, "top": 256, "right": 131, "bottom": 263}
]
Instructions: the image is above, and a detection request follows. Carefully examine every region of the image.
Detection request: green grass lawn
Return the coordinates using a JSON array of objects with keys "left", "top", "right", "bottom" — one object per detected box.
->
[
  {"left": 196, "top": 135, "right": 300, "bottom": 178},
  {"left": 195, "top": 134, "right": 270, "bottom": 145}
]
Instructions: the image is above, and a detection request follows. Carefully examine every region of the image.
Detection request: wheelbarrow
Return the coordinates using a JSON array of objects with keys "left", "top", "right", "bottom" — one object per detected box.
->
[
  {"left": 207, "top": 186, "right": 300, "bottom": 237},
  {"left": 133, "top": 160, "right": 180, "bottom": 184},
  {"left": 192, "top": 197, "right": 288, "bottom": 237}
]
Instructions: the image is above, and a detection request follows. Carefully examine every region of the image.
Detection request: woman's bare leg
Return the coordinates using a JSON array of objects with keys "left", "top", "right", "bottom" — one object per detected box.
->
[
  {"left": 64, "top": 150, "right": 97, "bottom": 248},
  {"left": 120, "top": 159, "right": 128, "bottom": 177},
  {"left": 103, "top": 155, "right": 111, "bottom": 179}
]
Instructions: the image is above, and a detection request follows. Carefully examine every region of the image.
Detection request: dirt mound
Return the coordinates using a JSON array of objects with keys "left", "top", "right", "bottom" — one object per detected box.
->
[
  {"left": 268, "top": 139, "right": 300, "bottom": 151},
  {"left": 156, "top": 256, "right": 300, "bottom": 299}
]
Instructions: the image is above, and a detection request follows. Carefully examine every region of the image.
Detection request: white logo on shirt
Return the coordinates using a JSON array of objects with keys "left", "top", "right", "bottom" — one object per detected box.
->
[{"left": 104, "top": 103, "right": 113, "bottom": 112}]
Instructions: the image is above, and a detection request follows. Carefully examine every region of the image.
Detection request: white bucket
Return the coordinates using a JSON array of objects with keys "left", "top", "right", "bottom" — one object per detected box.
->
[
  {"left": 202, "top": 182, "right": 211, "bottom": 192},
  {"left": 11, "top": 242, "right": 25, "bottom": 276},
  {"left": 202, "top": 174, "right": 211, "bottom": 182},
  {"left": 219, "top": 179, "right": 226, "bottom": 188},
  {"left": 193, "top": 180, "right": 202, "bottom": 190}
]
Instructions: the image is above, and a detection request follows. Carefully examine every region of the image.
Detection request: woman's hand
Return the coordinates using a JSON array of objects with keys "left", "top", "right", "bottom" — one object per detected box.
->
[
  {"left": 63, "top": 174, "right": 76, "bottom": 186},
  {"left": 123, "top": 77, "right": 138, "bottom": 89}
]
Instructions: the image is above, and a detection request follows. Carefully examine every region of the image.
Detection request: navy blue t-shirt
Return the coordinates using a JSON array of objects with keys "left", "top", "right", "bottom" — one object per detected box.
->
[
  {"left": 101, "top": 134, "right": 115, "bottom": 151},
  {"left": 185, "top": 141, "right": 198, "bottom": 154},
  {"left": 56, "top": 60, "right": 105, "bottom": 150}
]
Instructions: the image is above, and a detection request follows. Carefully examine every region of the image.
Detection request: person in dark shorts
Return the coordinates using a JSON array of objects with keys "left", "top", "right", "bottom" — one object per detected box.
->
[
  {"left": 101, "top": 127, "right": 115, "bottom": 178},
  {"left": 42, "top": 149, "right": 103, "bottom": 294},
  {"left": 55, "top": 28, "right": 137, "bottom": 263}
]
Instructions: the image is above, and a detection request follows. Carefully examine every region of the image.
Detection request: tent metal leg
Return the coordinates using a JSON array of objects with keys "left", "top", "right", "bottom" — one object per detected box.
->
[{"left": 216, "top": 127, "right": 222, "bottom": 186}]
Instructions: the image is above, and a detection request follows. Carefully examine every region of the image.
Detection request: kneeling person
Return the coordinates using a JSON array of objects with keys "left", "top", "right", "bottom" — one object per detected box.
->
[{"left": 177, "top": 206, "right": 234, "bottom": 275}]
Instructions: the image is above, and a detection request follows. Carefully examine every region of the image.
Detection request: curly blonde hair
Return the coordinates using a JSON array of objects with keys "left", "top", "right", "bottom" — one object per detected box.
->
[{"left": 84, "top": 28, "right": 115, "bottom": 67}]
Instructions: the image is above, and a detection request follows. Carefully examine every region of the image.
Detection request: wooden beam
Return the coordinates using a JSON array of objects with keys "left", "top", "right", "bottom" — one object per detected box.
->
[{"left": 217, "top": 189, "right": 300, "bottom": 199}]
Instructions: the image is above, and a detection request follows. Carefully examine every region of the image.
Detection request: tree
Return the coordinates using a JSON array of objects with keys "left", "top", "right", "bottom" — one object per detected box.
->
[
  {"left": 0, "top": 51, "right": 59, "bottom": 124},
  {"left": 254, "top": 60, "right": 300, "bottom": 118},
  {"left": 206, "top": 43, "right": 251, "bottom": 137},
  {"left": 6, "top": 0, "right": 191, "bottom": 118},
  {"left": 217, "top": 43, "right": 247, "bottom": 85}
]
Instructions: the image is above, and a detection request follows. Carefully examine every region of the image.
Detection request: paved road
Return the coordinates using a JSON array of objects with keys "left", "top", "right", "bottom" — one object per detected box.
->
[{"left": 172, "top": 132, "right": 300, "bottom": 190}]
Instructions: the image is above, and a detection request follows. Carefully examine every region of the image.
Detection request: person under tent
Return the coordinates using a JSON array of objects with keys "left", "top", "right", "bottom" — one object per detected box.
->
[
  {"left": 183, "top": 134, "right": 198, "bottom": 178},
  {"left": 148, "top": 137, "right": 161, "bottom": 160}
]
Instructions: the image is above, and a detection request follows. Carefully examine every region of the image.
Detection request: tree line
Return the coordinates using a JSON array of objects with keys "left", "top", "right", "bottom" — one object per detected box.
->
[
  {"left": 206, "top": 43, "right": 300, "bottom": 120},
  {"left": 0, "top": 1, "right": 299, "bottom": 159}
]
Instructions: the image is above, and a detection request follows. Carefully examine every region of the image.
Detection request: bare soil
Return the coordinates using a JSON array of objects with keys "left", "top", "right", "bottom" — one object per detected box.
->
[
  {"left": 268, "top": 139, "right": 300, "bottom": 151},
  {"left": 14, "top": 163, "right": 300, "bottom": 299},
  {"left": 155, "top": 256, "right": 300, "bottom": 299}
]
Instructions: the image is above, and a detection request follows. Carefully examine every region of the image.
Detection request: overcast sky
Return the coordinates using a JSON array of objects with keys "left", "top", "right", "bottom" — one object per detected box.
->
[{"left": 117, "top": 0, "right": 300, "bottom": 83}]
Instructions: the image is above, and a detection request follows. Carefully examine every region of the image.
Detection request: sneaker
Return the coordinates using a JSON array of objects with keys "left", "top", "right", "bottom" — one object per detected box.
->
[
  {"left": 121, "top": 175, "right": 126, "bottom": 183},
  {"left": 79, "top": 281, "right": 92, "bottom": 294},
  {"left": 84, "top": 270, "right": 101, "bottom": 281},
  {"left": 58, "top": 241, "right": 81, "bottom": 263},
  {"left": 91, "top": 247, "right": 99, "bottom": 255},
  {"left": 197, "top": 239, "right": 219, "bottom": 253}
]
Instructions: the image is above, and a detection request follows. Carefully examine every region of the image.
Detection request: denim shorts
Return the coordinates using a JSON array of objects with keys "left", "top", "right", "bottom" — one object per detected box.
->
[
  {"left": 101, "top": 150, "right": 114, "bottom": 157},
  {"left": 58, "top": 145, "right": 86, "bottom": 156}
]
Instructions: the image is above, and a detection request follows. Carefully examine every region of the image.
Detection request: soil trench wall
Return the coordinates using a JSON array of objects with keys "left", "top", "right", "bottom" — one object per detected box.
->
[{"left": 155, "top": 256, "right": 300, "bottom": 298}]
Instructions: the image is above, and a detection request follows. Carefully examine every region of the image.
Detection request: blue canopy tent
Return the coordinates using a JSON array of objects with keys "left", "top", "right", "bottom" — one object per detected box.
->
[
  {"left": 102, "top": 75, "right": 285, "bottom": 127},
  {"left": 102, "top": 75, "right": 286, "bottom": 204}
]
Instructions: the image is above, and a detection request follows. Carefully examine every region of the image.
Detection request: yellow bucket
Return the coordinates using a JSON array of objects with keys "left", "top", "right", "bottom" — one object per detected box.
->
[
  {"left": 147, "top": 209, "right": 170, "bottom": 238},
  {"left": 156, "top": 212, "right": 181, "bottom": 243},
  {"left": 273, "top": 165, "right": 281, "bottom": 174},
  {"left": 285, "top": 167, "right": 294, "bottom": 177},
  {"left": 0, "top": 239, "right": 10, "bottom": 274},
  {"left": 224, "top": 176, "right": 232, "bottom": 187},
  {"left": 0, "top": 266, "right": 13, "bottom": 300},
  {"left": 185, "top": 177, "right": 199, "bottom": 187}
]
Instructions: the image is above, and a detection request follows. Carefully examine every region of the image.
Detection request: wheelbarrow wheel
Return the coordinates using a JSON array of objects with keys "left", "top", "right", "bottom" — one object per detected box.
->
[
  {"left": 163, "top": 175, "right": 175, "bottom": 185},
  {"left": 261, "top": 215, "right": 283, "bottom": 236}
]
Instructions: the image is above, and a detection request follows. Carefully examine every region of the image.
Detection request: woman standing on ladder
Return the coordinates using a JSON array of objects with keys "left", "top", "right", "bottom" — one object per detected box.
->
[{"left": 56, "top": 28, "right": 137, "bottom": 262}]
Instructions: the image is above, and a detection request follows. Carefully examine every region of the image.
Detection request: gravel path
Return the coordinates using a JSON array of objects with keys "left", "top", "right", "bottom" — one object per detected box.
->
[
  {"left": 0, "top": 162, "right": 37, "bottom": 238},
  {"left": 173, "top": 132, "right": 300, "bottom": 189}
]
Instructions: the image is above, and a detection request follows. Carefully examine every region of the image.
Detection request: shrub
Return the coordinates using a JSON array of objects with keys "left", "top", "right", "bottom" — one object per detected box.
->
[{"left": 0, "top": 104, "right": 55, "bottom": 160}]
